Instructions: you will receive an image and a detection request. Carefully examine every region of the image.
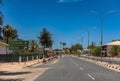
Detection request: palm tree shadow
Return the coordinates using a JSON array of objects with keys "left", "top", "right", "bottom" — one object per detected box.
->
[
  {"left": 0, "top": 78, "right": 24, "bottom": 81},
  {"left": 0, "top": 71, "right": 31, "bottom": 75}
]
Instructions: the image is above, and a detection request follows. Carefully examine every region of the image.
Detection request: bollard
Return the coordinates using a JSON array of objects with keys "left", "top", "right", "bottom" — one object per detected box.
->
[
  {"left": 36, "top": 55, "right": 39, "bottom": 63},
  {"left": 32, "top": 55, "right": 34, "bottom": 60},
  {"left": 19, "top": 56, "right": 21, "bottom": 64},
  {"left": 27, "top": 56, "right": 28, "bottom": 62},
  {"left": 36, "top": 55, "right": 38, "bottom": 59}
]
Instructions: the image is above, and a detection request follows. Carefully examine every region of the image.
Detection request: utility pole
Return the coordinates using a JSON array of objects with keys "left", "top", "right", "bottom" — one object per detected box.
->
[{"left": 88, "top": 9, "right": 119, "bottom": 62}]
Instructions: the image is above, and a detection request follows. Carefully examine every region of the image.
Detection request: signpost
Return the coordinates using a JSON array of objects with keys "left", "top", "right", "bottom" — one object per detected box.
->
[
  {"left": 9, "top": 41, "right": 29, "bottom": 50},
  {"left": 45, "top": 48, "right": 50, "bottom": 51}
]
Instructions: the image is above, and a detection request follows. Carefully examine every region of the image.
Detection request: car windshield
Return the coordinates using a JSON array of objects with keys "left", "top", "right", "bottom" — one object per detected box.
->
[{"left": 0, "top": 0, "right": 120, "bottom": 81}]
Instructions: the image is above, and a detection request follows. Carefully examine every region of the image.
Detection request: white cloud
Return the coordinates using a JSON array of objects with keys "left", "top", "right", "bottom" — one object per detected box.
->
[{"left": 57, "top": 0, "right": 84, "bottom": 3}]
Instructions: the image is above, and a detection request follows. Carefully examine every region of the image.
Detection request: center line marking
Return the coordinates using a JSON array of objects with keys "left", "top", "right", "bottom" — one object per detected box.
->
[
  {"left": 80, "top": 67, "right": 83, "bottom": 71},
  {"left": 88, "top": 74, "right": 95, "bottom": 80}
]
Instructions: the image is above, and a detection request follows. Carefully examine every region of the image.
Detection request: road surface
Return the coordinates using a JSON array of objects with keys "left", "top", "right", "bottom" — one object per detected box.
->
[{"left": 35, "top": 55, "right": 120, "bottom": 81}]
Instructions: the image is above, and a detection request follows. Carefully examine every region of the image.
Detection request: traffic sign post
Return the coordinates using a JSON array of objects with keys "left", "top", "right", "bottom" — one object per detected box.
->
[{"left": 9, "top": 41, "right": 29, "bottom": 50}]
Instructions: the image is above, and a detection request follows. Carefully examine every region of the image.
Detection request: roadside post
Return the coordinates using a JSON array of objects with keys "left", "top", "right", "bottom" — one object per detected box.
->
[{"left": 9, "top": 41, "right": 29, "bottom": 64}]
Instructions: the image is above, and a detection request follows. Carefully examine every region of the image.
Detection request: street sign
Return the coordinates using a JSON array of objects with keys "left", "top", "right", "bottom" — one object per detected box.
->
[
  {"left": 9, "top": 41, "right": 29, "bottom": 50},
  {"left": 45, "top": 48, "right": 50, "bottom": 51}
]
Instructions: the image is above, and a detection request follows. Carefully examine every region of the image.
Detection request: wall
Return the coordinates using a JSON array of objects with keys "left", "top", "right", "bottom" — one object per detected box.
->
[
  {"left": 106, "top": 45, "right": 112, "bottom": 56},
  {"left": 0, "top": 46, "right": 7, "bottom": 54}
]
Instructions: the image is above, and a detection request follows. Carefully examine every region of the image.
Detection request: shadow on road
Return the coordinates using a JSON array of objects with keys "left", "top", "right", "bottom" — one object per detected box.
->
[
  {"left": 0, "top": 71, "right": 31, "bottom": 75},
  {"left": 0, "top": 78, "right": 24, "bottom": 81}
]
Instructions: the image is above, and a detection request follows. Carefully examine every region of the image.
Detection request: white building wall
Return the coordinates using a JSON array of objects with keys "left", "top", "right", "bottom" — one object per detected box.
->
[
  {"left": 0, "top": 46, "right": 8, "bottom": 54},
  {"left": 106, "top": 45, "right": 112, "bottom": 56}
]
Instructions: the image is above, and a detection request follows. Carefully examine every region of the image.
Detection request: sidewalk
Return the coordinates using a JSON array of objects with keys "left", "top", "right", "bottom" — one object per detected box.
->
[
  {"left": 103, "top": 57, "right": 120, "bottom": 61},
  {"left": 0, "top": 59, "right": 42, "bottom": 71},
  {"left": 0, "top": 58, "right": 52, "bottom": 81},
  {"left": 91, "top": 56, "right": 120, "bottom": 61}
]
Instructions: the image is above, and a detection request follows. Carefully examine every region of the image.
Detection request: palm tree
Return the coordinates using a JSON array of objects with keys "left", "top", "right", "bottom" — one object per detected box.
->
[
  {"left": 60, "top": 42, "right": 66, "bottom": 50},
  {"left": 0, "top": 0, "right": 3, "bottom": 41},
  {"left": 38, "top": 28, "right": 53, "bottom": 48},
  {"left": 0, "top": 27, "right": 2, "bottom": 40},
  {"left": 0, "top": 11, "right": 3, "bottom": 25},
  {"left": 2, "top": 24, "right": 18, "bottom": 43},
  {"left": 29, "top": 40, "right": 38, "bottom": 53},
  {"left": 38, "top": 28, "right": 53, "bottom": 58},
  {"left": 0, "top": 0, "right": 3, "bottom": 25},
  {"left": 63, "top": 42, "right": 66, "bottom": 49}
]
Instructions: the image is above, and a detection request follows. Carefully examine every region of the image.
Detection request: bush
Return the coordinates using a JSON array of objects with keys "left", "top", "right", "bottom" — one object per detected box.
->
[{"left": 91, "top": 46, "right": 101, "bottom": 56}]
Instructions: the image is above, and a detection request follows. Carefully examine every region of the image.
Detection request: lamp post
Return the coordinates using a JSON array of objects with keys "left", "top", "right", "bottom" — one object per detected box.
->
[
  {"left": 80, "top": 36, "right": 84, "bottom": 56},
  {"left": 80, "top": 27, "right": 90, "bottom": 59},
  {"left": 81, "top": 36, "right": 84, "bottom": 50},
  {"left": 88, "top": 10, "right": 119, "bottom": 62}
]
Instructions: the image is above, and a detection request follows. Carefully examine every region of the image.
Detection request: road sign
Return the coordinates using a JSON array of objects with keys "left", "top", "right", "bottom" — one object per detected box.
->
[
  {"left": 9, "top": 41, "right": 29, "bottom": 50},
  {"left": 45, "top": 48, "right": 50, "bottom": 51}
]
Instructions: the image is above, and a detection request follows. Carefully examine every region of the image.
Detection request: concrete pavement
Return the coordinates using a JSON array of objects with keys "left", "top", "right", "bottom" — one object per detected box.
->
[{"left": 35, "top": 55, "right": 120, "bottom": 81}]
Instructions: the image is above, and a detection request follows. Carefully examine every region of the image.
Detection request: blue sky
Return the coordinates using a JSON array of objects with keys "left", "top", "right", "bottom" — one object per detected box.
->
[{"left": 1, "top": 0, "right": 120, "bottom": 49}]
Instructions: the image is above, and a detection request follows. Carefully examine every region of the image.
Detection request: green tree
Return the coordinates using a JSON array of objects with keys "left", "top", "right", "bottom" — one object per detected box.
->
[
  {"left": 38, "top": 28, "right": 53, "bottom": 57},
  {"left": 88, "top": 42, "right": 96, "bottom": 49},
  {"left": 110, "top": 46, "right": 119, "bottom": 57},
  {"left": 88, "top": 42, "right": 96, "bottom": 54},
  {"left": 2, "top": 24, "right": 18, "bottom": 43},
  {"left": 0, "top": 0, "right": 3, "bottom": 40},
  {"left": 71, "top": 43, "right": 83, "bottom": 53},
  {"left": 38, "top": 28, "right": 53, "bottom": 48},
  {"left": 29, "top": 40, "right": 38, "bottom": 53},
  {"left": 0, "top": 0, "right": 3, "bottom": 25},
  {"left": 63, "top": 42, "right": 66, "bottom": 49},
  {"left": 0, "top": 11, "right": 3, "bottom": 25},
  {"left": 91, "top": 46, "right": 101, "bottom": 56},
  {"left": 60, "top": 42, "right": 66, "bottom": 49}
]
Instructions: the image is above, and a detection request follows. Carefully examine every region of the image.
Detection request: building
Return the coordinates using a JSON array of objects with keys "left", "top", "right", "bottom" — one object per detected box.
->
[
  {"left": 105, "top": 40, "right": 120, "bottom": 57},
  {"left": 0, "top": 42, "right": 9, "bottom": 54}
]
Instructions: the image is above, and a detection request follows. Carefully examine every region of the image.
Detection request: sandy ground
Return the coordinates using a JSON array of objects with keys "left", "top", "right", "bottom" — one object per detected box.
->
[{"left": 0, "top": 58, "right": 59, "bottom": 81}]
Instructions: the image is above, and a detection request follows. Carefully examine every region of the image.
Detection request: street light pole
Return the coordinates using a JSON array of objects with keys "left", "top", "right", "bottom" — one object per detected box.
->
[
  {"left": 88, "top": 10, "right": 119, "bottom": 62},
  {"left": 100, "top": 16, "right": 104, "bottom": 62},
  {"left": 88, "top": 31, "right": 90, "bottom": 59},
  {"left": 80, "top": 27, "right": 90, "bottom": 58},
  {"left": 81, "top": 36, "right": 84, "bottom": 49}
]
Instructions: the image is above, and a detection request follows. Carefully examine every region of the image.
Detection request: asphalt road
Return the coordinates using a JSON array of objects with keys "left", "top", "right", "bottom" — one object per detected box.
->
[{"left": 35, "top": 55, "right": 120, "bottom": 81}]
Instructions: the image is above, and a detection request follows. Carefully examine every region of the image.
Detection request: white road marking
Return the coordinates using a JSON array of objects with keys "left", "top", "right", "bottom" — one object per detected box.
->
[
  {"left": 88, "top": 74, "right": 95, "bottom": 80},
  {"left": 80, "top": 67, "right": 83, "bottom": 71}
]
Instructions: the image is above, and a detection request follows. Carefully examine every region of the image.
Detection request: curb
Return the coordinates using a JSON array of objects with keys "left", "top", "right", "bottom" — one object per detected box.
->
[
  {"left": 24, "top": 57, "right": 57, "bottom": 68},
  {"left": 74, "top": 56, "right": 120, "bottom": 72}
]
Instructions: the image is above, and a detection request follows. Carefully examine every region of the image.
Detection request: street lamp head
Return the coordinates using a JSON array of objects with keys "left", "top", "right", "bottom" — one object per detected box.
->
[
  {"left": 104, "top": 9, "right": 119, "bottom": 15},
  {"left": 88, "top": 10, "right": 99, "bottom": 15}
]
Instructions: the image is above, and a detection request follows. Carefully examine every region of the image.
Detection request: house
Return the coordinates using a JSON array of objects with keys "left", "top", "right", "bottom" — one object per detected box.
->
[
  {"left": 0, "top": 42, "right": 9, "bottom": 54},
  {"left": 105, "top": 40, "right": 120, "bottom": 57}
]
